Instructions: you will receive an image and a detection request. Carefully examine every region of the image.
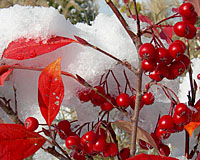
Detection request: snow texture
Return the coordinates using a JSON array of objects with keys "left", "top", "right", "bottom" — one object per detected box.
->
[{"left": 0, "top": 5, "right": 197, "bottom": 160}]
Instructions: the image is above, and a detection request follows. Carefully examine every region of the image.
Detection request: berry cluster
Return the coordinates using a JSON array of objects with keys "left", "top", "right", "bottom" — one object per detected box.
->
[
  {"left": 174, "top": 2, "right": 197, "bottom": 39},
  {"left": 78, "top": 85, "right": 155, "bottom": 111},
  {"left": 140, "top": 41, "right": 190, "bottom": 81},
  {"left": 138, "top": 103, "right": 192, "bottom": 156}
]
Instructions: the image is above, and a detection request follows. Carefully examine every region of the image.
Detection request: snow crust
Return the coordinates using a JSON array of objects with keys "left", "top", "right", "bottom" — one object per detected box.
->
[{"left": 0, "top": 5, "right": 198, "bottom": 160}]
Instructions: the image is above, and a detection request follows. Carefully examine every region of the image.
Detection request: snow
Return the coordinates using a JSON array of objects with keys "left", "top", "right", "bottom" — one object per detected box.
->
[{"left": 0, "top": 4, "right": 198, "bottom": 160}]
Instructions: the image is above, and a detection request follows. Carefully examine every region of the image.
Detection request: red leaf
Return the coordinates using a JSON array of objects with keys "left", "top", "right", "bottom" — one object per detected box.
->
[
  {"left": 3, "top": 36, "right": 77, "bottom": 60},
  {"left": 0, "top": 124, "right": 46, "bottom": 160},
  {"left": 132, "top": 14, "right": 153, "bottom": 25},
  {"left": 159, "top": 26, "right": 173, "bottom": 44},
  {"left": 127, "top": 153, "right": 179, "bottom": 160},
  {"left": 0, "top": 65, "right": 13, "bottom": 86},
  {"left": 38, "top": 57, "right": 64, "bottom": 126}
]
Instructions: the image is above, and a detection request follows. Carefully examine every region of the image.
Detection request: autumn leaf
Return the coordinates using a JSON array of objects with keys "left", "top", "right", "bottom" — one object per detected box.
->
[
  {"left": 38, "top": 57, "right": 64, "bottom": 126},
  {"left": 0, "top": 124, "right": 46, "bottom": 160},
  {"left": 113, "top": 120, "right": 158, "bottom": 151},
  {"left": 2, "top": 36, "right": 77, "bottom": 60},
  {"left": 126, "top": 153, "right": 178, "bottom": 160},
  {"left": 184, "top": 99, "right": 200, "bottom": 136},
  {"left": 159, "top": 26, "right": 173, "bottom": 44},
  {"left": 0, "top": 65, "right": 13, "bottom": 86}
]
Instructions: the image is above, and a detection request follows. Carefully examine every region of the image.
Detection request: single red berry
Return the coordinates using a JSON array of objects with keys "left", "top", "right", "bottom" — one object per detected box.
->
[
  {"left": 197, "top": 73, "right": 200, "bottom": 80},
  {"left": 156, "top": 47, "right": 173, "bottom": 65},
  {"left": 57, "top": 120, "right": 71, "bottom": 135},
  {"left": 185, "top": 24, "right": 196, "bottom": 39},
  {"left": 81, "top": 131, "right": 97, "bottom": 145},
  {"left": 179, "top": 2, "right": 195, "bottom": 18},
  {"left": 183, "top": 11, "right": 198, "bottom": 24},
  {"left": 174, "top": 21, "right": 189, "bottom": 37},
  {"left": 139, "top": 139, "right": 153, "bottom": 150},
  {"left": 83, "top": 143, "right": 94, "bottom": 154},
  {"left": 158, "top": 115, "right": 175, "bottom": 131},
  {"left": 100, "top": 94, "right": 115, "bottom": 111},
  {"left": 119, "top": 148, "right": 130, "bottom": 160},
  {"left": 139, "top": 43, "right": 156, "bottom": 60},
  {"left": 116, "top": 93, "right": 130, "bottom": 108},
  {"left": 169, "top": 42, "right": 185, "bottom": 59},
  {"left": 169, "top": 60, "right": 186, "bottom": 77},
  {"left": 174, "top": 40, "right": 186, "bottom": 51},
  {"left": 24, "top": 117, "right": 39, "bottom": 131},
  {"left": 77, "top": 89, "right": 91, "bottom": 102},
  {"left": 90, "top": 86, "right": 105, "bottom": 106},
  {"left": 65, "top": 135, "right": 81, "bottom": 149},
  {"left": 142, "top": 59, "right": 157, "bottom": 72},
  {"left": 159, "top": 144, "right": 170, "bottom": 156},
  {"left": 93, "top": 136, "right": 107, "bottom": 152},
  {"left": 103, "top": 143, "right": 118, "bottom": 157},
  {"left": 178, "top": 55, "right": 190, "bottom": 68},
  {"left": 149, "top": 70, "right": 163, "bottom": 82},
  {"left": 155, "top": 63, "right": 169, "bottom": 78},
  {"left": 142, "top": 92, "right": 155, "bottom": 105},
  {"left": 129, "top": 94, "right": 144, "bottom": 110},
  {"left": 174, "top": 124, "right": 184, "bottom": 132},
  {"left": 174, "top": 103, "right": 191, "bottom": 116},
  {"left": 73, "top": 151, "right": 86, "bottom": 160},
  {"left": 173, "top": 113, "right": 190, "bottom": 126},
  {"left": 156, "top": 128, "right": 171, "bottom": 140}
]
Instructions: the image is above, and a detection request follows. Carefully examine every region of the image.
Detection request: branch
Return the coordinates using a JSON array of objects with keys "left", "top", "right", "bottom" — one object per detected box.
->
[{"left": 42, "top": 147, "right": 70, "bottom": 160}]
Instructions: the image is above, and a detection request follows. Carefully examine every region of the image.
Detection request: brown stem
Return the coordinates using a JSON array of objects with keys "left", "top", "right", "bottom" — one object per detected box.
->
[{"left": 42, "top": 147, "right": 70, "bottom": 160}]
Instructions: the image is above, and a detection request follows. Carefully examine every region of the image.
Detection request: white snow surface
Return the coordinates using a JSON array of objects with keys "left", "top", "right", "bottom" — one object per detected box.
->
[{"left": 0, "top": 5, "right": 198, "bottom": 160}]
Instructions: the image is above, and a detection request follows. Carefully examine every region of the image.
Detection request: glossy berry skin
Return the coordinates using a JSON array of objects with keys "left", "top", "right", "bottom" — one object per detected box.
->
[
  {"left": 170, "top": 61, "right": 186, "bottom": 77},
  {"left": 158, "top": 115, "right": 174, "bottom": 131},
  {"left": 116, "top": 93, "right": 130, "bottom": 108},
  {"left": 90, "top": 86, "right": 105, "bottom": 106},
  {"left": 142, "top": 92, "right": 154, "bottom": 105},
  {"left": 78, "top": 89, "right": 91, "bottom": 102},
  {"left": 156, "top": 47, "right": 173, "bottom": 65},
  {"left": 100, "top": 94, "right": 115, "bottom": 111},
  {"left": 73, "top": 152, "right": 86, "bottom": 160},
  {"left": 57, "top": 120, "right": 71, "bottom": 134},
  {"left": 197, "top": 73, "right": 200, "bottom": 80},
  {"left": 139, "top": 43, "right": 156, "bottom": 60},
  {"left": 169, "top": 42, "right": 185, "bottom": 59},
  {"left": 179, "top": 2, "right": 195, "bottom": 18},
  {"left": 174, "top": 21, "right": 188, "bottom": 37},
  {"left": 24, "top": 117, "right": 39, "bottom": 131},
  {"left": 159, "top": 144, "right": 170, "bottom": 156},
  {"left": 93, "top": 136, "right": 107, "bottom": 152},
  {"left": 178, "top": 55, "right": 190, "bottom": 69},
  {"left": 174, "top": 40, "right": 186, "bottom": 51},
  {"left": 65, "top": 135, "right": 81, "bottom": 149},
  {"left": 183, "top": 12, "right": 198, "bottom": 24},
  {"left": 81, "top": 131, "right": 97, "bottom": 145},
  {"left": 139, "top": 139, "right": 153, "bottom": 150},
  {"left": 142, "top": 59, "right": 156, "bottom": 72},
  {"left": 119, "top": 148, "right": 130, "bottom": 160},
  {"left": 156, "top": 128, "right": 171, "bottom": 140},
  {"left": 173, "top": 113, "right": 190, "bottom": 126},
  {"left": 103, "top": 143, "right": 118, "bottom": 157},
  {"left": 149, "top": 70, "right": 163, "bottom": 82},
  {"left": 174, "top": 103, "right": 191, "bottom": 116},
  {"left": 155, "top": 63, "right": 169, "bottom": 78},
  {"left": 83, "top": 143, "right": 94, "bottom": 154}
]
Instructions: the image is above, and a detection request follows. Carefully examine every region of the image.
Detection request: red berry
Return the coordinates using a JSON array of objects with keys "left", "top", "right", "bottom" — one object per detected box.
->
[
  {"left": 100, "top": 94, "right": 115, "bottom": 111},
  {"left": 116, "top": 93, "right": 130, "bottom": 108},
  {"left": 156, "top": 128, "right": 171, "bottom": 140},
  {"left": 174, "top": 21, "right": 189, "bottom": 37},
  {"left": 183, "top": 12, "right": 198, "bottom": 24},
  {"left": 83, "top": 143, "right": 94, "bottom": 154},
  {"left": 173, "top": 113, "right": 190, "bottom": 126},
  {"left": 65, "top": 135, "right": 80, "bottom": 149},
  {"left": 174, "top": 40, "right": 186, "bottom": 51},
  {"left": 129, "top": 94, "right": 144, "bottom": 110},
  {"left": 142, "top": 59, "right": 157, "bottom": 72},
  {"left": 197, "top": 73, "right": 200, "bottom": 80},
  {"left": 169, "top": 42, "right": 185, "bottom": 59},
  {"left": 103, "top": 143, "right": 118, "bottom": 157},
  {"left": 142, "top": 92, "right": 154, "bottom": 105},
  {"left": 159, "top": 144, "right": 170, "bottom": 156},
  {"left": 139, "top": 43, "right": 156, "bottom": 60},
  {"left": 81, "top": 131, "right": 97, "bottom": 145},
  {"left": 178, "top": 55, "right": 190, "bottom": 68},
  {"left": 149, "top": 70, "right": 163, "bottom": 82},
  {"left": 179, "top": 2, "right": 195, "bottom": 18},
  {"left": 174, "top": 124, "right": 184, "bottom": 132},
  {"left": 57, "top": 120, "right": 71, "bottom": 135},
  {"left": 174, "top": 103, "right": 191, "bottom": 116},
  {"left": 77, "top": 89, "right": 91, "bottom": 102},
  {"left": 185, "top": 24, "right": 196, "bottom": 39},
  {"left": 73, "top": 151, "right": 86, "bottom": 160},
  {"left": 155, "top": 63, "right": 169, "bottom": 78},
  {"left": 169, "top": 60, "right": 186, "bottom": 77},
  {"left": 156, "top": 47, "right": 173, "bottom": 65},
  {"left": 158, "top": 115, "right": 175, "bottom": 131},
  {"left": 24, "top": 117, "right": 39, "bottom": 131},
  {"left": 119, "top": 148, "right": 130, "bottom": 160},
  {"left": 93, "top": 136, "right": 107, "bottom": 152},
  {"left": 90, "top": 86, "right": 105, "bottom": 106}
]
